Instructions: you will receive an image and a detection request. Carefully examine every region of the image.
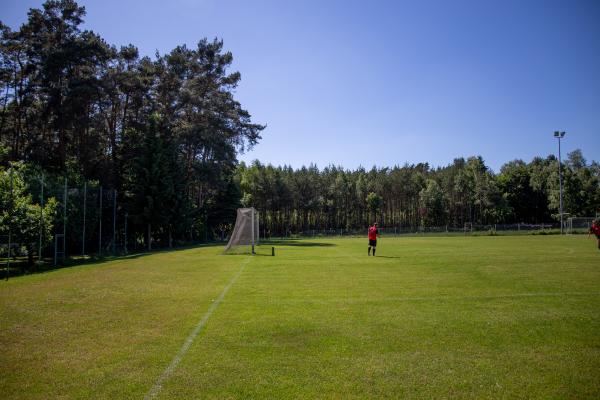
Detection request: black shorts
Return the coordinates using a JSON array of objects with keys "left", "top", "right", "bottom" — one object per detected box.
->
[
  {"left": 369, "top": 239, "right": 377, "bottom": 247},
  {"left": 595, "top": 234, "right": 600, "bottom": 240}
]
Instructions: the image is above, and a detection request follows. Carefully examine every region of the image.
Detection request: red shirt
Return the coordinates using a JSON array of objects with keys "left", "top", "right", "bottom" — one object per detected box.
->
[
  {"left": 368, "top": 226, "right": 378, "bottom": 240},
  {"left": 591, "top": 224, "right": 600, "bottom": 235}
]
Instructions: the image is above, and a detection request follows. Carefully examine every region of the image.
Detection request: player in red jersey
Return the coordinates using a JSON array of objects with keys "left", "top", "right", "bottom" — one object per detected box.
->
[
  {"left": 589, "top": 219, "right": 600, "bottom": 250},
  {"left": 368, "top": 222, "right": 379, "bottom": 256}
]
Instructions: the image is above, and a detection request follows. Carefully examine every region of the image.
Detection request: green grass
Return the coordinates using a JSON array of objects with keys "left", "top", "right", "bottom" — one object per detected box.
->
[{"left": 1, "top": 236, "right": 600, "bottom": 399}]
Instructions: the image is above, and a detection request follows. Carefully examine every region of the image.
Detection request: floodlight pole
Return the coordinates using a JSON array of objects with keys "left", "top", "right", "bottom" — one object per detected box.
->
[{"left": 554, "top": 131, "right": 566, "bottom": 234}]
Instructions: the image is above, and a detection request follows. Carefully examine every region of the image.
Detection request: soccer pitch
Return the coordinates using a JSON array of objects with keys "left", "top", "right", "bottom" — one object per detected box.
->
[{"left": 1, "top": 236, "right": 599, "bottom": 399}]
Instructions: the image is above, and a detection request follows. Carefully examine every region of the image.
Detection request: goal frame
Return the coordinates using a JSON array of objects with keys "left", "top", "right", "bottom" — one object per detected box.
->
[
  {"left": 223, "top": 208, "right": 259, "bottom": 254},
  {"left": 566, "top": 216, "right": 597, "bottom": 234}
]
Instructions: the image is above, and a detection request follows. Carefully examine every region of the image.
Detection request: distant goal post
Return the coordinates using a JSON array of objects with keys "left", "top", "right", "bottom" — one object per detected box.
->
[
  {"left": 566, "top": 217, "right": 597, "bottom": 234},
  {"left": 223, "top": 208, "right": 259, "bottom": 254}
]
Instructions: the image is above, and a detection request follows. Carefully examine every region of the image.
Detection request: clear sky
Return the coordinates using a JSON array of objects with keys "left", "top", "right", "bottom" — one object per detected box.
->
[{"left": 2, "top": 0, "right": 599, "bottom": 171}]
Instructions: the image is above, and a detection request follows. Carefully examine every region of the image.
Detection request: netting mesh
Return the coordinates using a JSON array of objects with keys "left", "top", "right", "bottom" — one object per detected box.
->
[
  {"left": 567, "top": 217, "right": 597, "bottom": 234},
  {"left": 224, "top": 208, "right": 259, "bottom": 253}
]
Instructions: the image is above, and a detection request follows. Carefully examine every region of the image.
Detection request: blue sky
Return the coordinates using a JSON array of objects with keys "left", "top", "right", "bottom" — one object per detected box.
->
[{"left": 2, "top": 0, "right": 599, "bottom": 171}]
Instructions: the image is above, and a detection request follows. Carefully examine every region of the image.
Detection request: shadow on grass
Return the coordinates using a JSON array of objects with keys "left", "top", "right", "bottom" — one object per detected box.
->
[
  {"left": 2, "top": 242, "right": 227, "bottom": 279},
  {"left": 260, "top": 239, "right": 337, "bottom": 247},
  {"left": 222, "top": 252, "right": 274, "bottom": 257},
  {"left": 372, "top": 255, "right": 403, "bottom": 259}
]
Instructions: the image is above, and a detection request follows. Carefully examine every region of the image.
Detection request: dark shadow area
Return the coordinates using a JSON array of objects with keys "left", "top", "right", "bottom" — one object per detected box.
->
[
  {"left": 221, "top": 252, "right": 264, "bottom": 257},
  {"left": 260, "top": 239, "right": 337, "bottom": 247},
  {"left": 1, "top": 242, "right": 227, "bottom": 279},
  {"left": 372, "top": 255, "right": 403, "bottom": 259}
]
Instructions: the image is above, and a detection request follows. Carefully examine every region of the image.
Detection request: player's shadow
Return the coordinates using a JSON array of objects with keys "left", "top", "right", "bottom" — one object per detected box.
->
[{"left": 373, "top": 255, "right": 402, "bottom": 259}]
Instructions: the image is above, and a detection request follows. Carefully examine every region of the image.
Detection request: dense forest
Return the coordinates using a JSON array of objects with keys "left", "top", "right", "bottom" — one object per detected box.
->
[
  {"left": 237, "top": 151, "right": 599, "bottom": 235},
  {"left": 1, "top": 1, "right": 599, "bottom": 263}
]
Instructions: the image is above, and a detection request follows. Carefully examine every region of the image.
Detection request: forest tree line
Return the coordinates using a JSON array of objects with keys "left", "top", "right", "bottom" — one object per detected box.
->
[{"left": 237, "top": 151, "right": 599, "bottom": 235}]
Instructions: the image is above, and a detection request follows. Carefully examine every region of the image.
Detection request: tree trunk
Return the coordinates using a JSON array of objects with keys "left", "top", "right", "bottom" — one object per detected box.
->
[
  {"left": 27, "top": 246, "right": 36, "bottom": 272},
  {"left": 147, "top": 223, "right": 152, "bottom": 251}
]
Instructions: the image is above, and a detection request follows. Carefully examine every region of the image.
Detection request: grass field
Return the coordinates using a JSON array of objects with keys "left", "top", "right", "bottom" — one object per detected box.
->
[{"left": 1, "top": 235, "right": 599, "bottom": 399}]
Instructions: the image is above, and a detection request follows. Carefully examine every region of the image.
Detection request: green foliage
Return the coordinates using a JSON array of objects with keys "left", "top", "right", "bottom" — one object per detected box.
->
[
  {"left": 532, "top": 229, "right": 561, "bottom": 235},
  {"left": 366, "top": 191, "right": 382, "bottom": 222},
  {"left": 0, "top": 144, "right": 8, "bottom": 163},
  {"left": 0, "top": 163, "right": 58, "bottom": 264},
  {"left": 1, "top": 0, "right": 264, "bottom": 247},
  {"left": 419, "top": 179, "right": 446, "bottom": 227}
]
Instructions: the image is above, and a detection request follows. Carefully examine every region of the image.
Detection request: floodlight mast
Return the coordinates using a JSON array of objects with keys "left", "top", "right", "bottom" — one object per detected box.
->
[{"left": 554, "top": 131, "right": 566, "bottom": 234}]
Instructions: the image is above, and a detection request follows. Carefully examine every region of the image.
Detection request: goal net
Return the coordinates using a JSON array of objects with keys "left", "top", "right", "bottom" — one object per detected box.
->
[
  {"left": 566, "top": 217, "right": 597, "bottom": 234},
  {"left": 223, "top": 208, "right": 259, "bottom": 254}
]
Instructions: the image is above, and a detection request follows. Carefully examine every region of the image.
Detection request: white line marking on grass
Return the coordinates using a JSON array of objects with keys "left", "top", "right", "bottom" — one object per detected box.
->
[{"left": 144, "top": 257, "right": 251, "bottom": 400}]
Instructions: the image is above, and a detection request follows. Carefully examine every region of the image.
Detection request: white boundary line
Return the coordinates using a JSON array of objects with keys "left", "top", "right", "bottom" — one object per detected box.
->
[{"left": 144, "top": 257, "right": 251, "bottom": 400}]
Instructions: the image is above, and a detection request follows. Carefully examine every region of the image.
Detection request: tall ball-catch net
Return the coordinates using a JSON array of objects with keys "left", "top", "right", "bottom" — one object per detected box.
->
[
  {"left": 224, "top": 208, "right": 259, "bottom": 254},
  {"left": 566, "top": 217, "right": 597, "bottom": 234}
]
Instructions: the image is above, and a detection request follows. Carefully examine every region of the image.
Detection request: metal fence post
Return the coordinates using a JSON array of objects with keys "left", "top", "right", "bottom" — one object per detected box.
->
[
  {"left": 99, "top": 186, "right": 102, "bottom": 256},
  {"left": 82, "top": 182, "right": 86, "bottom": 256},
  {"left": 113, "top": 190, "right": 117, "bottom": 255},
  {"left": 63, "top": 177, "right": 67, "bottom": 261},
  {"left": 6, "top": 168, "right": 13, "bottom": 280},
  {"left": 124, "top": 212, "right": 128, "bottom": 253},
  {"left": 39, "top": 173, "right": 44, "bottom": 263}
]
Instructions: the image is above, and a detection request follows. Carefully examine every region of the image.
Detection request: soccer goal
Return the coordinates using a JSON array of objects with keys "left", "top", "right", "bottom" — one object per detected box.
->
[
  {"left": 566, "top": 217, "right": 597, "bottom": 234},
  {"left": 223, "top": 208, "right": 259, "bottom": 254}
]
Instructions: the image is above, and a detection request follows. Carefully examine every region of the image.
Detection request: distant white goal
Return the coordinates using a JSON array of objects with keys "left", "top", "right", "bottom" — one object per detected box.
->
[
  {"left": 223, "top": 208, "right": 259, "bottom": 254},
  {"left": 566, "top": 217, "right": 597, "bottom": 234}
]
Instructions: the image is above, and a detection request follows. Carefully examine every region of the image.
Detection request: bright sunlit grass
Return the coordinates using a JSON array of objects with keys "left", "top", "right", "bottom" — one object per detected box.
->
[{"left": 1, "top": 235, "right": 599, "bottom": 399}]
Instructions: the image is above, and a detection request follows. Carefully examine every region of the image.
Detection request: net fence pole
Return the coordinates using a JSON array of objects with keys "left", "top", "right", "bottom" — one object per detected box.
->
[
  {"left": 38, "top": 173, "right": 44, "bottom": 263},
  {"left": 124, "top": 212, "right": 128, "bottom": 253},
  {"left": 113, "top": 190, "right": 117, "bottom": 255},
  {"left": 6, "top": 168, "right": 13, "bottom": 280},
  {"left": 99, "top": 186, "right": 102, "bottom": 256},
  {"left": 63, "top": 177, "right": 67, "bottom": 261},
  {"left": 251, "top": 207, "right": 255, "bottom": 254},
  {"left": 82, "top": 181, "right": 86, "bottom": 256},
  {"left": 5, "top": 228, "right": 9, "bottom": 280}
]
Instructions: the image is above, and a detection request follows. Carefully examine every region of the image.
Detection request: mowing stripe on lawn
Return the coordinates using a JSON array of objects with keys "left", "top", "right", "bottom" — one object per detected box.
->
[
  {"left": 144, "top": 256, "right": 252, "bottom": 400},
  {"left": 222, "top": 292, "right": 600, "bottom": 306}
]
